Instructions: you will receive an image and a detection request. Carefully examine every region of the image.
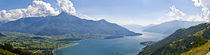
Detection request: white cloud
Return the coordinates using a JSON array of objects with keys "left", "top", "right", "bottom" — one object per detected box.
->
[
  {"left": 57, "top": 0, "right": 76, "bottom": 15},
  {"left": 56, "top": 0, "right": 102, "bottom": 20},
  {"left": 0, "top": 0, "right": 59, "bottom": 21},
  {"left": 186, "top": 15, "right": 205, "bottom": 21},
  {"left": 75, "top": 13, "right": 101, "bottom": 21},
  {"left": 167, "top": 6, "right": 186, "bottom": 20},
  {"left": 166, "top": 5, "right": 208, "bottom": 22},
  {"left": 192, "top": 0, "right": 210, "bottom": 22},
  {"left": 0, "top": 0, "right": 100, "bottom": 22}
]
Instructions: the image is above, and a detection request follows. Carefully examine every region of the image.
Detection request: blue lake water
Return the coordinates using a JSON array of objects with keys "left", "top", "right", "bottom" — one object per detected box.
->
[{"left": 54, "top": 31, "right": 166, "bottom": 55}]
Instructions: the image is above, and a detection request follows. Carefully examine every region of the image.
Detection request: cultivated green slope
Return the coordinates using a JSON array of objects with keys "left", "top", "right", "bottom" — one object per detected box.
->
[
  {"left": 181, "top": 40, "right": 210, "bottom": 55},
  {"left": 0, "top": 43, "right": 33, "bottom": 55},
  {"left": 139, "top": 23, "right": 210, "bottom": 55},
  {"left": 0, "top": 48, "right": 17, "bottom": 55},
  {"left": 0, "top": 32, "right": 75, "bottom": 55}
]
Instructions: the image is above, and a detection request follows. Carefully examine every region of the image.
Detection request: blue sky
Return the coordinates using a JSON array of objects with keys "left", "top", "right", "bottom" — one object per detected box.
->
[{"left": 0, "top": 0, "right": 203, "bottom": 26}]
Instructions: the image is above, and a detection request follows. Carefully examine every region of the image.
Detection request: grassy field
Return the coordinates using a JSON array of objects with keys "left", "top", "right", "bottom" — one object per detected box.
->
[{"left": 182, "top": 40, "right": 210, "bottom": 55}]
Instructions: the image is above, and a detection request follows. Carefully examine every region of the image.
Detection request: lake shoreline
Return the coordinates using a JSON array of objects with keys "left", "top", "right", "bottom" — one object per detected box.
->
[
  {"left": 52, "top": 35, "right": 143, "bottom": 55},
  {"left": 52, "top": 43, "right": 79, "bottom": 55},
  {"left": 53, "top": 33, "right": 158, "bottom": 55}
]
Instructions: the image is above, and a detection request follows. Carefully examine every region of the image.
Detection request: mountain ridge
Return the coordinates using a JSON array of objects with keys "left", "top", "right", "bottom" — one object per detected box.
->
[
  {"left": 0, "top": 12, "right": 141, "bottom": 38},
  {"left": 143, "top": 20, "right": 204, "bottom": 35}
]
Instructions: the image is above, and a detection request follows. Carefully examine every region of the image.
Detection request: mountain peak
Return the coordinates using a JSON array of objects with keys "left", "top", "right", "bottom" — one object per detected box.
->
[
  {"left": 0, "top": 13, "right": 139, "bottom": 36},
  {"left": 58, "top": 12, "right": 73, "bottom": 16},
  {"left": 143, "top": 20, "right": 203, "bottom": 35},
  {"left": 99, "top": 19, "right": 108, "bottom": 22}
]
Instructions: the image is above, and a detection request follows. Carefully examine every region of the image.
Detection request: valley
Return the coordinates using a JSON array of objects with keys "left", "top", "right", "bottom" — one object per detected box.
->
[
  {"left": 54, "top": 31, "right": 166, "bottom": 55},
  {"left": 0, "top": 0, "right": 209, "bottom": 55}
]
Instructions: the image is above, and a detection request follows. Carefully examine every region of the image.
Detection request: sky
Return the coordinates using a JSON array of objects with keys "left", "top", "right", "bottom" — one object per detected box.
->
[{"left": 0, "top": 0, "right": 209, "bottom": 26}]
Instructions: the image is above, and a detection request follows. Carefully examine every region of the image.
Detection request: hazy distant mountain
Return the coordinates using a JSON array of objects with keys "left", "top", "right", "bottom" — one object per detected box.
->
[
  {"left": 0, "top": 12, "right": 140, "bottom": 37},
  {"left": 143, "top": 20, "right": 204, "bottom": 35},
  {"left": 144, "top": 24, "right": 156, "bottom": 29},
  {"left": 123, "top": 24, "right": 157, "bottom": 32},
  {"left": 123, "top": 24, "right": 144, "bottom": 32}
]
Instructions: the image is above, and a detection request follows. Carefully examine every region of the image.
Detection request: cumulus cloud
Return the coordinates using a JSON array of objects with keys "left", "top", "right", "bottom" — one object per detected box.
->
[
  {"left": 192, "top": 0, "right": 210, "bottom": 22},
  {"left": 167, "top": 6, "right": 186, "bottom": 20},
  {"left": 0, "top": 0, "right": 100, "bottom": 22},
  {"left": 186, "top": 15, "right": 204, "bottom": 21},
  {"left": 166, "top": 5, "right": 208, "bottom": 22},
  {"left": 56, "top": 0, "right": 100, "bottom": 20},
  {"left": 57, "top": 0, "right": 76, "bottom": 15},
  {"left": 0, "top": 0, "right": 59, "bottom": 21}
]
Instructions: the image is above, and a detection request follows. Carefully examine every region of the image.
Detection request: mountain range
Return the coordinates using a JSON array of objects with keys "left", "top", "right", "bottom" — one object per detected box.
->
[
  {"left": 143, "top": 20, "right": 204, "bottom": 35},
  {"left": 0, "top": 12, "right": 140, "bottom": 37},
  {"left": 123, "top": 24, "right": 144, "bottom": 32}
]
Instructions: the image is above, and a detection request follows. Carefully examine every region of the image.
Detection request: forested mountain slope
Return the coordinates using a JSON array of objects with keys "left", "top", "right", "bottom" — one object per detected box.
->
[
  {"left": 0, "top": 43, "right": 33, "bottom": 55},
  {"left": 0, "top": 12, "right": 140, "bottom": 37},
  {"left": 139, "top": 23, "right": 210, "bottom": 55}
]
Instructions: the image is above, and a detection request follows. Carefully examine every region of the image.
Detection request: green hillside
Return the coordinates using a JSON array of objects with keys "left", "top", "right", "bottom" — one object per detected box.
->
[
  {"left": 0, "top": 32, "right": 76, "bottom": 55},
  {"left": 0, "top": 43, "right": 33, "bottom": 55},
  {"left": 139, "top": 23, "right": 210, "bottom": 55},
  {"left": 182, "top": 40, "right": 210, "bottom": 55},
  {"left": 0, "top": 48, "right": 17, "bottom": 55}
]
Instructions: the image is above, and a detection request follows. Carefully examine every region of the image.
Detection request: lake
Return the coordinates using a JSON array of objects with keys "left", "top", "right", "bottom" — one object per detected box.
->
[{"left": 54, "top": 31, "right": 166, "bottom": 55}]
